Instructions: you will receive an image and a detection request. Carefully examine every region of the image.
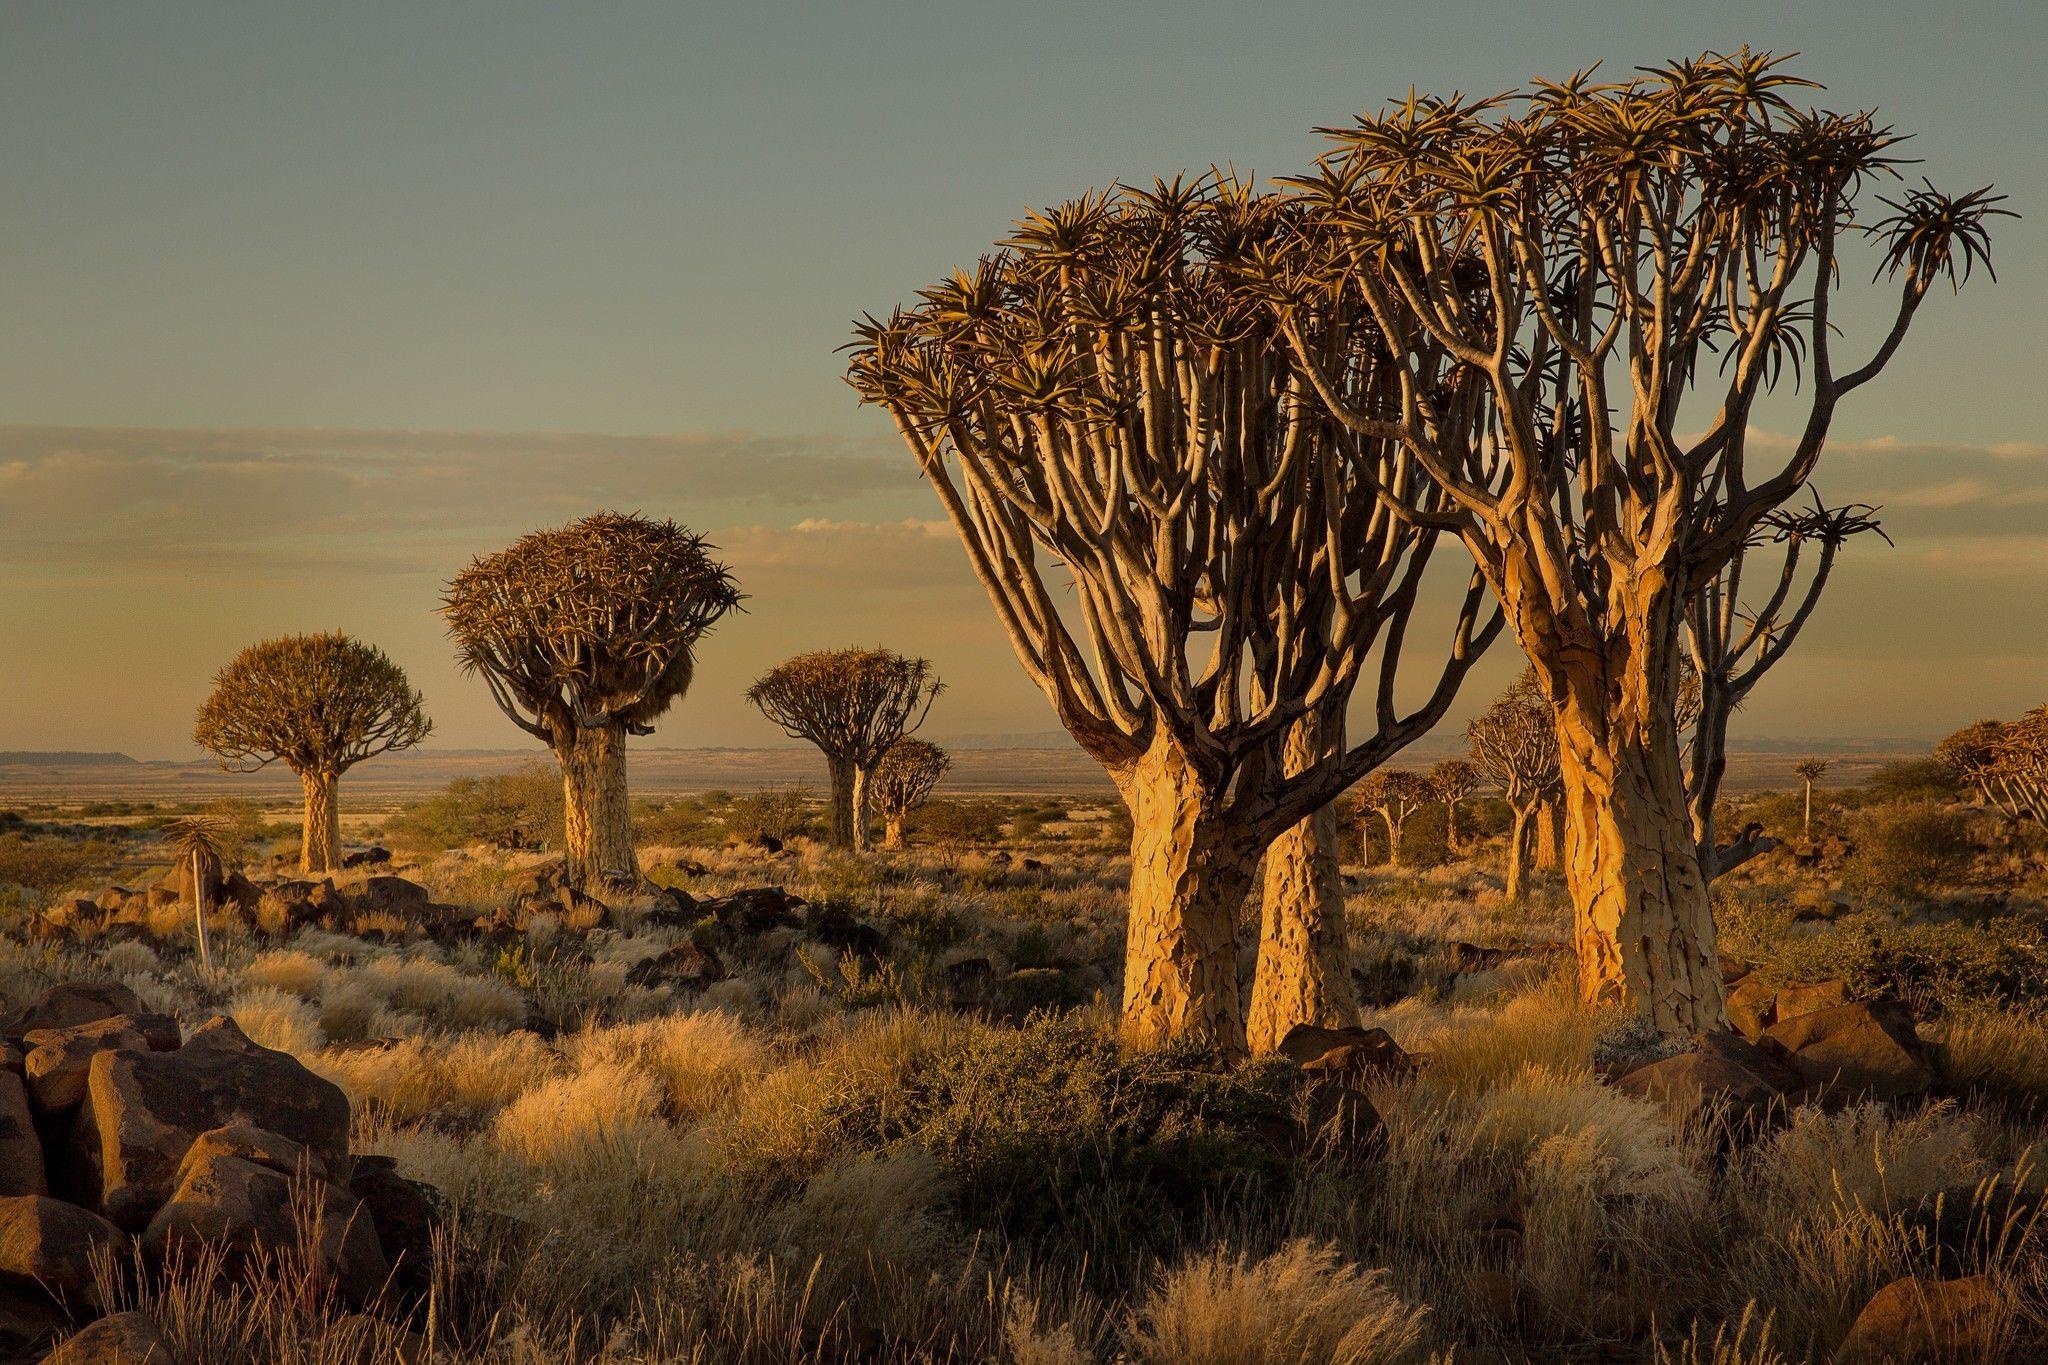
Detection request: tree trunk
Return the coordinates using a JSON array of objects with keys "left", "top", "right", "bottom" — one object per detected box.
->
[
  {"left": 1247, "top": 718, "right": 1354, "bottom": 1054},
  {"left": 1380, "top": 811, "right": 1404, "bottom": 867},
  {"left": 559, "top": 722, "right": 636, "bottom": 892},
  {"left": 1116, "top": 730, "right": 1257, "bottom": 1056},
  {"left": 851, "top": 764, "right": 874, "bottom": 854},
  {"left": 1534, "top": 798, "right": 1562, "bottom": 870},
  {"left": 299, "top": 770, "right": 342, "bottom": 874},
  {"left": 1506, "top": 803, "right": 1531, "bottom": 901},
  {"left": 1555, "top": 711, "right": 1729, "bottom": 1034},
  {"left": 1445, "top": 799, "right": 1460, "bottom": 853},
  {"left": 882, "top": 811, "right": 906, "bottom": 848},
  {"left": 1803, "top": 780, "right": 1814, "bottom": 835},
  {"left": 826, "top": 757, "right": 857, "bottom": 849}
]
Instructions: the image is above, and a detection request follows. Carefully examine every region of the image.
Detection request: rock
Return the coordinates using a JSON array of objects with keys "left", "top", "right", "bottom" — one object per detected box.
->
[
  {"left": 640, "top": 884, "right": 699, "bottom": 928},
  {"left": 1763, "top": 1000, "right": 1934, "bottom": 1102},
  {"left": 1276, "top": 1024, "right": 1418, "bottom": 1080},
  {"left": 341, "top": 846, "right": 391, "bottom": 868},
  {"left": 24, "top": 1017, "right": 160, "bottom": 1116},
  {"left": 706, "top": 887, "right": 805, "bottom": 937},
  {"left": 1, "top": 984, "right": 148, "bottom": 1045},
  {"left": 1300, "top": 1078, "right": 1382, "bottom": 1151},
  {"left": 0, "top": 1076, "right": 44, "bottom": 1197},
  {"left": 43, "top": 901, "right": 103, "bottom": 931},
  {"left": 1791, "top": 894, "right": 1852, "bottom": 924},
  {"left": 552, "top": 885, "right": 610, "bottom": 933},
  {"left": 501, "top": 864, "right": 563, "bottom": 902},
  {"left": 1613, "top": 1031, "right": 1798, "bottom": 1128},
  {"left": 180, "top": 1123, "right": 328, "bottom": 1182},
  {"left": 1724, "top": 975, "right": 1779, "bottom": 1040},
  {"left": 142, "top": 1138, "right": 388, "bottom": 1308},
  {"left": 1448, "top": 941, "right": 1511, "bottom": 973},
  {"left": 750, "top": 833, "right": 784, "bottom": 854},
  {"left": 346, "top": 1155, "right": 443, "bottom": 1306},
  {"left": 1836, "top": 1273, "right": 2002, "bottom": 1362},
  {"left": 804, "top": 904, "right": 885, "bottom": 959},
  {"left": 0, "top": 1285, "right": 75, "bottom": 1359},
  {"left": 941, "top": 956, "right": 995, "bottom": 1002},
  {"left": 0, "top": 1196, "right": 128, "bottom": 1311},
  {"left": 990, "top": 968, "right": 1089, "bottom": 1021},
  {"left": 624, "top": 942, "right": 725, "bottom": 990},
  {"left": 78, "top": 1016, "right": 351, "bottom": 1228},
  {"left": 1774, "top": 978, "right": 1851, "bottom": 1023},
  {"left": 39, "top": 1311, "right": 180, "bottom": 1364},
  {"left": 354, "top": 876, "right": 429, "bottom": 912},
  {"left": 1020, "top": 857, "right": 1048, "bottom": 872}
]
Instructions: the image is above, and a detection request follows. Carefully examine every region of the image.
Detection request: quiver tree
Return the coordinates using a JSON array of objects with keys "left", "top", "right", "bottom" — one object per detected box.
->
[
  {"left": 1688, "top": 498, "right": 1886, "bottom": 874},
  {"left": 849, "top": 176, "right": 1501, "bottom": 1055},
  {"left": 868, "top": 738, "right": 953, "bottom": 847},
  {"left": 1938, "top": 712, "right": 2048, "bottom": 827},
  {"left": 1466, "top": 669, "right": 1563, "bottom": 900},
  {"left": 1793, "top": 757, "right": 1832, "bottom": 835},
  {"left": 164, "top": 816, "right": 228, "bottom": 972},
  {"left": 746, "top": 649, "right": 942, "bottom": 852},
  {"left": 443, "top": 512, "right": 741, "bottom": 892},
  {"left": 1272, "top": 51, "right": 2006, "bottom": 1033},
  {"left": 1429, "top": 758, "right": 1482, "bottom": 852},
  {"left": 193, "top": 632, "right": 431, "bottom": 873},
  {"left": 1356, "top": 770, "right": 1431, "bottom": 867}
]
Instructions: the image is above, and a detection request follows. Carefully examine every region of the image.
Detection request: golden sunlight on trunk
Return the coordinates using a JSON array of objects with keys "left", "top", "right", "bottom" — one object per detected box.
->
[
  {"left": 299, "top": 770, "right": 342, "bottom": 874},
  {"left": 561, "top": 722, "right": 636, "bottom": 892},
  {"left": 1247, "top": 718, "right": 1354, "bottom": 1054}
]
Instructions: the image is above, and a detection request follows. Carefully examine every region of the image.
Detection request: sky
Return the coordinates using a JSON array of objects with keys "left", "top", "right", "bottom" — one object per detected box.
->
[{"left": 1, "top": 0, "right": 2043, "bottom": 759}]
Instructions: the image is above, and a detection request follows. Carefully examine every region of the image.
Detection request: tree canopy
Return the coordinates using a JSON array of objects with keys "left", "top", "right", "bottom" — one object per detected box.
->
[{"left": 194, "top": 632, "right": 430, "bottom": 776}]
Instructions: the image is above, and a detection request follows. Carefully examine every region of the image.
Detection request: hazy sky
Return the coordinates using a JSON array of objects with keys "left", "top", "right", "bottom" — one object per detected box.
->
[{"left": 2, "top": 1, "right": 2043, "bottom": 758}]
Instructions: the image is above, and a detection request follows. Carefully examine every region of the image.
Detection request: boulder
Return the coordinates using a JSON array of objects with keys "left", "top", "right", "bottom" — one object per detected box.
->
[
  {"left": 354, "top": 876, "right": 430, "bottom": 912},
  {"left": 77, "top": 1017, "right": 351, "bottom": 1228},
  {"left": 1724, "top": 975, "right": 1779, "bottom": 1040},
  {"left": 1, "top": 985, "right": 148, "bottom": 1045},
  {"left": 706, "top": 887, "right": 805, "bottom": 937},
  {"left": 38, "top": 1311, "right": 181, "bottom": 1364},
  {"left": 346, "top": 1155, "right": 443, "bottom": 1306},
  {"left": 623, "top": 942, "right": 725, "bottom": 990},
  {"left": 0, "top": 1196, "right": 128, "bottom": 1311},
  {"left": 1836, "top": 1273, "right": 2003, "bottom": 1362},
  {"left": 179, "top": 1122, "right": 329, "bottom": 1183},
  {"left": 1276, "top": 1024, "right": 1418, "bottom": 1080},
  {"left": 1762, "top": 1000, "right": 1934, "bottom": 1102},
  {"left": 552, "top": 885, "right": 610, "bottom": 933},
  {"left": 0, "top": 1285, "right": 74, "bottom": 1360},
  {"left": 941, "top": 956, "right": 995, "bottom": 1002},
  {"left": 141, "top": 1136, "right": 388, "bottom": 1308},
  {"left": 500, "top": 864, "right": 563, "bottom": 902},
  {"left": 804, "top": 904, "right": 886, "bottom": 960},
  {"left": 341, "top": 846, "right": 391, "bottom": 869},
  {"left": 24, "top": 1017, "right": 162, "bottom": 1116},
  {"left": 1774, "top": 978, "right": 1851, "bottom": 1023},
  {"left": 1448, "top": 941, "right": 1511, "bottom": 973},
  {"left": 1613, "top": 1031, "right": 1799, "bottom": 1128},
  {"left": 0, "top": 1076, "right": 44, "bottom": 1197}
]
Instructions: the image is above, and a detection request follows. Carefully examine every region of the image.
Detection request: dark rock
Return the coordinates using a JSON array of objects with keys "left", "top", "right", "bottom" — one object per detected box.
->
[
  {"left": 1836, "top": 1273, "right": 2002, "bottom": 1362},
  {"left": 804, "top": 904, "right": 886, "bottom": 959},
  {"left": 353, "top": 876, "right": 429, "bottom": 911},
  {"left": 706, "top": 887, "right": 805, "bottom": 937},
  {"left": 941, "top": 956, "right": 995, "bottom": 1002},
  {"left": 347, "top": 1156, "right": 443, "bottom": 1307},
  {"left": 990, "top": 968, "right": 1089, "bottom": 1021},
  {"left": 341, "top": 846, "right": 391, "bottom": 869},
  {"left": 78, "top": 1017, "right": 351, "bottom": 1229},
  {"left": 1762, "top": 999, "right": 1934, "bottom": 1102},
  {"left": 1613, "top": 1031, "right": 1797, "bottom": 1128},
  {"left": 552, "top": 884, "right": 610, "bottom": 933},
  {"left": 0, "top": 1076, "right": 43, "bottom": 1197},
  {"left": 1724, "top": 975, "right": 1778, "bottom": 1041},
  {"left": 1020, "top": 858, "right": 1048, "bottom": 872},
  {"left": 1299, "top": 1077, "right": 1383, "bottom": 1152},
  {"left": 1448, "top": 941, "right": 1511, "bottom": 973},
  {"left": 624, "top": 942, "right": 726, "bottom": 990},
  {"left": 0, "top": 1196, "right": 127, "bottom": 1312},
  {"left": 39, "top": 1310, "right": 181, "bottom": 1364},
  {"left": 1276, "top": 1024, "right": 1418, "bottom": 1080},
  {"left": 24, "top": 1017, "right": 160, "bottom": 1116},
  {"left": 1, "top": 984, "right": 148, "bottom": 1045},
  {"left": 1773, "top": 978, "right": 1850, "bottom": 1023}
]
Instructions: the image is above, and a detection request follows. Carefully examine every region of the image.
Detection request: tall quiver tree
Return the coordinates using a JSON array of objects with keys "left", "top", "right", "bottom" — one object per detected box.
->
[
  {"left": 194, "top": 633, "right": 431, "bottom": 873},
  {"left": 443, "top": 513, "right": 741, "bottom": 892},
  {"left": 870, "top": 738, "right": 952, "bottom": 847},
  {"left": 849, "top": 177, "right": 1500, "bottom": 1055},
  {"left": 1467, "top": 669, "right": 1562, "bottom": 901},
  {"left": 747, "top": 649, "right": 942, "bottom": 853},
  {"left": 1275, "top": 51, "right": 2005, "bottom": 1033}
]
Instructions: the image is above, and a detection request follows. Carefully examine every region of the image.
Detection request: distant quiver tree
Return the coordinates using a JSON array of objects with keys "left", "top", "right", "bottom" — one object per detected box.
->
[
  {"left": 442, "top": 512, "right": 741, "bottom": 891},
  {"left": 869, "top": 738, "right": 953, "bottom": 847},
  {"left": 746, "top": 648, "right": 942, "bottom": 853},
  {"left": 193, "top": 632, "right": 431, "bottom": 873}
]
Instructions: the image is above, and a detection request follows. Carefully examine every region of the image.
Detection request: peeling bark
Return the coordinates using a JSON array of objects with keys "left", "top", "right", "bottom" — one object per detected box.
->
[
  {"left": 882, "top": 812, "right": 906, "bottom": 848},
  {"left": 826, "top": 758, "right": 857, "bottom": 849},
  {"left": 560, "top": 722, "right": 635, "bottom": 891},
  {"left": 1248, "top": 718, "right": 1355, "bottom": 1054},
  {"left": 298, "top": 770, "right": 342, "bottom": 874},
  {"left": 1116, "top": 732, "right": 1257, "bottom": 1057},
  {"left": 1533, "top": 799, "right": 1562, "bottom": 871}
]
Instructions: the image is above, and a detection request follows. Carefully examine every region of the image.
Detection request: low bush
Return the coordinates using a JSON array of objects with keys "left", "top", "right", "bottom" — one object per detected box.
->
[
  {"left": 1840, "top": 802, "right": 1978, "bottom": 902},
  {"left": 387, "top": 765, "right": 562, "bottom": 853}
]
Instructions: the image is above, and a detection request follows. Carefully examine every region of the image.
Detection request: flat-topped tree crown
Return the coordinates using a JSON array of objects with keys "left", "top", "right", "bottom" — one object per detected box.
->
[
  {"left": 194, "top": 632, "right": 430, "bottom": 872},
  {"left": 747, "top": 648, "right": 942, "bottom": 851},
  {"left": 443, "top": 511, "right": 741, "bottom": 890}
]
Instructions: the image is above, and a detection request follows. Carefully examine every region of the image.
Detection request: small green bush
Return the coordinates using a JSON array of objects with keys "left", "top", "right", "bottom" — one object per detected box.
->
[
  {"left": 1754, "top": 911, "right": 2048, "bottom": 1013},
  {"left": 1840, "top": 802, "right": 1977, "bottom": 901},
  {"left": 0, "top": 833, "right": 114, "bottom": 898},
  {"left": 721, "top": 786, "right": 814, "bottom": 843},
  {"left": 388, "top": 764, "right": 563, "bottom": 852},
  {"left": 916, "top": 799, "right": 1008, "bottom": 846}
]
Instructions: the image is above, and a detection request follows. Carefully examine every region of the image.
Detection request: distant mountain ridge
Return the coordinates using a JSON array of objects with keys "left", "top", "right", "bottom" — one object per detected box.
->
[{"left": 0, "top": 752, "right": 141, "bottom": 766}]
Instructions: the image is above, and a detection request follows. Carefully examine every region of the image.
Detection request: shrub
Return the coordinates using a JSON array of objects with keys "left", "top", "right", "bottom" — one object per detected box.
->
[
  {"left": 1840, "top": 802, "right": 1977, "bottom": 901},
  {"left": 1755, "top": 913, "right": 2048, "bottom": 1013},
  {"left": 916, "top": 799, "right": 1010, "bottom": 846},
  {"left": 386, "top": 764, "right": 563, "bottom": 852},
  {"left": 633, "top": 795, "right": 723, "bottom": 846},
  {"left": 0, "top": 834, "right": 110, "bottom": 898},
  {"left": 721, "top": 787, "right": 814, "bottom": 844},
  {"left": 1123, "top": 1239, "right": 1426, "bottom": 1365},
  {"left": 1864, "top": 758, "right": 1964, "bottom": 804}
]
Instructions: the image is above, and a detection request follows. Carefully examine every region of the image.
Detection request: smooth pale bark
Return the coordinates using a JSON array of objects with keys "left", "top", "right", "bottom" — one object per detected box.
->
[
  {"left": 851, "top": 765, "right": 874, "bottom": 853},
  {"left": 1378, "top": 810, "right": 1406, "bottom": 867},
  {"left": 1247, "top": 718, "right": 1354, "bottom": 1055},
  {"left": 1555, "top": 703, "right": 1729, "bottom": 1033},
  {"left": 1803, "top": 780, "right": 1815, "bottom": 834},
  {"left": 1445, "top": 799, "right": 1461, "bottom": 853},
  {"left": 1116, "top": 731, "right": 1257, "bottom": 1056},
  {"left": 559, "top": 722, "right": 635, "bottom": 891},
  {"left": 882, "top": 811, "right": 907, "bottom": 848},
  {"left": 298, "top": 770, "right": 342, "bottom": 874}
]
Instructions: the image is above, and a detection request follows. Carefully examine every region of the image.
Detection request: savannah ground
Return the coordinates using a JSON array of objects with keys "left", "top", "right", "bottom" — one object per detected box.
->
[{"left": 0, "top": 761, "right": 2043, "bottom": 1362}]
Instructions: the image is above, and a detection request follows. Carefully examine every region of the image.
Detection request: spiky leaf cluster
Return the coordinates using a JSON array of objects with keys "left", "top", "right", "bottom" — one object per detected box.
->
[
  {"left": 195, "top": 632, "right": 431, "bottom": 777},
  {"left": 747, "top": 648, "right": 942, "bottom": 767},
  {"left": 869, "top": 738, "right": 953, "bottom": 818},
  {"left": 1937, "top": 712, "right": 2048, "bottom": 822},
  {"left": 1274, "top": 49, "right": 2008, "bottom": 608},
  {"left": 443, "top": 512, "right": 742, "bottom": 746}
]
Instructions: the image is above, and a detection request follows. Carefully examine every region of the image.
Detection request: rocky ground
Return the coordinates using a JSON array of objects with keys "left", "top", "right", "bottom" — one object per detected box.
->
[{"left": 0, "top": 790, "right": 2040, "bottom": 1361}]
